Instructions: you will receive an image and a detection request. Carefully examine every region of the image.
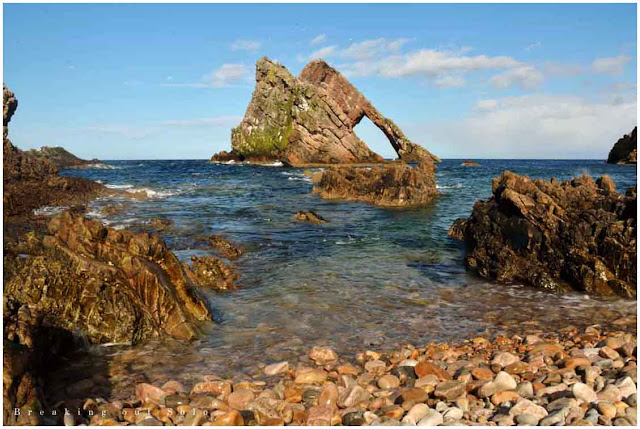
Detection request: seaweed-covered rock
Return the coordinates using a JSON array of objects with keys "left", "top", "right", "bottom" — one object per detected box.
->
[
  {"left": 449, "top": 171, "right": 636, "bottom": 297},
  {"left": 212, "top": 58, "right": 439, "bottom": 165},
  {"left": 4, "top": 212, "right": 213, "bottom": 344},
  {"left": 607, "top": 127, "right": 637, "bottom": 165},
  {"left": 313, "top": 162, "right": 439, "bottom": 207}
]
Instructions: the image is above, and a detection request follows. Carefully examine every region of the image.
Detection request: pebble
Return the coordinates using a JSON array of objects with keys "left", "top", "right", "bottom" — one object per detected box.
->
[
  {"left": 573, "top": 382, "right": 598, "bottom": 403},
  {"left": 597, "top": 401, "right": 618, "bottom": 418},
  {"left": 402, "top": 403, "right": 430, "bottom": 424},
  {"left": 263, "top": 361, "right": 289, "bottom": 376},
  {"left": 294, "top": 368, "right": 328, "bottom": 384},
  {"left": 434, "top": 380, "right": 467, "bottom": 401},
  {"left": 227, "top": 388, "right": 255, "bottom": 410},
  {"left": 414, "top": 361, "right": 451, "bottom": 381},
  {"left": 598, "top": 384, "right": 623, "bottom": 403},
  {"left": 377, "top": 374, "right": 400, "bottom": 389},
  {"left": 491, "top": 352, "right": 520, "bottom": 368},
  {"left": 309, "top": 346, "right": 338, "bottom": 365},
  {"left": 417, "top": 409, "right": 444, "bottom": 426}
]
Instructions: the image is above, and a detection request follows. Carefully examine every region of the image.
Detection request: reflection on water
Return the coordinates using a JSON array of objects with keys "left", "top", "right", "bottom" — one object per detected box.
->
[{"left": 50, "top": 159, "right": 637, "bottom": 402}]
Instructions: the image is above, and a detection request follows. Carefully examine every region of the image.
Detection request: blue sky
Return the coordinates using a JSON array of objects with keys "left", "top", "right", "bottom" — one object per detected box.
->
[{"left": 3, "top": 3, "right": 637, "bottom": 160}]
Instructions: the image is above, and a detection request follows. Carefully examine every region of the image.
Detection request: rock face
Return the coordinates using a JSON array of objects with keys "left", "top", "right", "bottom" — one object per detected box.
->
[
  {"left": 212, "top": 58, "right": 439, "bottom": 165},
  {"left": 313, "top": 162, "right": 439, "bottom": 207},
  {"left": 607, "top": 127, "right": 637, "bottom": 165},
  {"left": 3, "top": 85, "right": 104, "bottom": 217},
  {"left": 4, "top": 212, "right": 213, "bottom": 344},
  {"left": 449, "top": 171, "right": 636, "bottom": 297},
  {"left": 25, "top": 146, "right": 101, "bottom": 169}
]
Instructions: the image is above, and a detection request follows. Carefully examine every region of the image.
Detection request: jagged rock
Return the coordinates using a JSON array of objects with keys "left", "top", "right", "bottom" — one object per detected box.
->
[
  {"left": 294, "top": 210, "right": 328, "bottom": 224},
  {"left": 25, "top": 146, "right": 102, "bottom": 169},
  {"left": 607, "top": 127, "right": 637, "bottom": 165},
  {"left": 313, "top": 162, "right": 439, "bottom": 207},
  {"left": 187, "top": 255, "right": 237, "bottom": 291},
  {"left": 209, "top": 234, "right": 243, "bottom": 260},
  {"left": 211, "top": 58, "right": 439, "bottom": 165},
  {"left": 449, "top": 171, "right": 636, "bottom": 297},
  {"left": 210, "top": 150, "right": 243, "bottom": 164},
  {"left": 3, "top": 85, "right": 105, "bottom": 217},
  {"left": 4, "top": 212, "right": 212, "bottom": 344}
]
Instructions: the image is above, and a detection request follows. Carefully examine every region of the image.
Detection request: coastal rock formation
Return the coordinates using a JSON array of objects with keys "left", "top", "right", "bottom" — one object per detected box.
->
[
  {"left": 212, "top": 58, "right": 439, "bottom": 166},
  {"left": 607, "top": 127, "right": 637, "bottom": 165},
  {"left": 4, "top": 212, "right": 213, "bottom": 343},
  {"left": 449, "top": 171, "right": 636, "bottom": 297},
  {"left": 26, "top": 146, "right": 102, "bottom": 169},
  {"left": 3, "top": 85, "right": 104, "bottom": 217},
  {"left": 294, "top": 210, "right": 328, "bottom": 224},
  {"left": 188, "top": 256, "right": 238, "bottom": 291},
  {"left": 313, "top": 162, "right": 439, "bottom": 207}
]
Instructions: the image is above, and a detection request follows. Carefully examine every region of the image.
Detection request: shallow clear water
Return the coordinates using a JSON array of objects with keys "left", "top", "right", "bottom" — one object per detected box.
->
[{"left": 52, "top": 159, "right": 637, "bottom": 401}]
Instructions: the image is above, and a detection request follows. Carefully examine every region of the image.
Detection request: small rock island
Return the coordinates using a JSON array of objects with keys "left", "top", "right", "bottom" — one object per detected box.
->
[{"left": 607, "top": 127, "right": 637, "bottom": 165}]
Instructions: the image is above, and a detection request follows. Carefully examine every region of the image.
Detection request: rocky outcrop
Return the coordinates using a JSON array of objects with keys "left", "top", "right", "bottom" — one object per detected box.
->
[
  {"left": 607, "top": 127, "right": 637, "bottom": 165},
  {"left": 4, "top": 212, "right": 213, "bottom": 344},
  {"left": 313, "top": 162, "right": 439, "bottom": 207},
  {"left": 3, "top": 85, "right": 105, "bottom": 218},
  {"left": 294, "top": 210, "right": 328, "bottom": 224},
  {"left": 449, "top": 171, "right": 636, "bottom": 297},
  {"left": 212, "top": 58, "right": 439, "bottom": 166},
  {"left": 25, "top": 146, "right": 102, "bottom": 169}
]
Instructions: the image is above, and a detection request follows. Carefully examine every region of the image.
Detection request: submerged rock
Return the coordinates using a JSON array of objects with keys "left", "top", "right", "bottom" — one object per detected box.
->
[
  {"left": 607, "top": 127, "right": 637, "bottom": 165},
  {"left": 211, "top": 58, "right": 438, "bottom": 166},
  {"left": 209, "top": 234, "right": 243, "bottom": 260},
  {"left": 313, "top": 162, "right": 439, "bottom": 207},
  {"left": 449, "top": 171, "right": 636, "bottom": 297},
  {"left": 4, "top": 211, "right": 212, "bottom": 344},
  {"left": 293, "top": 210, "right": 328, "bottom": 224},
  {"left": 25, "top": 146, "right": 102, "bottom": 170},
  {"left": 188, "top": 255, "right": 238, "bottom": 291}
]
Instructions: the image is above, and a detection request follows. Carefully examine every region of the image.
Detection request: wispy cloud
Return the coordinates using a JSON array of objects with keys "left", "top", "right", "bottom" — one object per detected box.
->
[
  {"left": 591, "top": 55, "right": 631, "bottom": 76},
  {"left": 230, "top": 39, "right": 261, "bottom": 52},
  {"left": 434, "top": 75, "right": 466, "bottom": 88},
  {"left": 525, "top": 41, "right": 541, "bottom": 51},
  {"left": 340, "top": 37, "right": 412, "bottom": 61},
  {"left": 488, "top": 65, "right": 544, "bottom": 90},
  {"left": 310, "top": 34, "right": 327, "bottom": 45},
  {"left": 309, "top": 45, "right": 337, "bottom": 60},
  {"left": 164, "top": 63, "right": 250, "bottom": 88}
]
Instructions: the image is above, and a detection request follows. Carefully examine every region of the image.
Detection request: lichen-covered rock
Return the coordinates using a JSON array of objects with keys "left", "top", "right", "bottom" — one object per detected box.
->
[
  {"left": 212, "top": 58, "right": 438, "bottom": 165},
  {"left": 607, "top": 127, "right": 637, "bottom": 165},
  {"left": 4, "top": 212, "right": 213, "bottom": 344},
  {"left": 25, "top": 146, "right": 102, "bottom": 169},
  {"left": 187, "top": 255, "right": 237, "bottom": 291},
  {"left": 449, "top": 171, "right": 636, "bottom": 297},
  {"left": 313, "top": 162, "right": 439, "bottom": 207}
]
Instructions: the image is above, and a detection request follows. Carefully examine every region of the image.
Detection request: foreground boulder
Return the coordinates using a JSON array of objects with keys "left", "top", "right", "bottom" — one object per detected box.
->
[
  {"left": 449, "top": 171, "right": 636, "bottom": 297},
  {"left": 313, "top": 162, "right": 439, "bottom": 207},
  {"left": 212, "top": 58, "right": 438, "bottom": 165},
  {"left": 25, "top": 146, "right": 102, "bottom": 169},
  {"left": 607, "top": 127, "right": 637, "bottom": 165}
]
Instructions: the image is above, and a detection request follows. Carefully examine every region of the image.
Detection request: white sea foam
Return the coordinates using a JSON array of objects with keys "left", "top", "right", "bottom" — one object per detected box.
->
[
  {"left": 436, "top": 183, "right": 464, "bottom": 190},
  {"left": 33, "top": 206, "right": 68, "bottom": 216},
  {"left": 105, "top": 183, "right": 177, "bottom": 198}
]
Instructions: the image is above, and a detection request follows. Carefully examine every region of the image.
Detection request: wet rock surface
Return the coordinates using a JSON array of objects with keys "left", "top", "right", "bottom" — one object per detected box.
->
[
  {"left": 449, "top": 171, "right": 636, "bottom": 297},
  {"left": 607, "top": 127, "right": 637, "bottom": 165},
  {"left": 211, "top": 58, "right": 438, "bottom": 165},
  {"left": 52, "top": 325, "right": 636, "bottom": 426},
  {"left": 313, "top": 162, "right": 439, "bottom": 207},
  {"left": 293, "top": 210, "right": 328, "bottom": 224}
]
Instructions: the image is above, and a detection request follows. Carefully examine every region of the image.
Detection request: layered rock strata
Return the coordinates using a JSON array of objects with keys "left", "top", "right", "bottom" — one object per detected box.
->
[
  {"left": 449, "top": 171, "right": 636, "bottom": 297},
  {"left": 313, "top": 162, "right": 439, "bottom": 207},
  {"left": 212, "top": 58, "right": 439, "bottom": 166}
]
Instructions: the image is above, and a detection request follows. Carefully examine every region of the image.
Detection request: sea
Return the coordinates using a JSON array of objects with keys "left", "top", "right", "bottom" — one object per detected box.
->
[{"left": 46, "top": 159, "right": 637, "bottom": 401}]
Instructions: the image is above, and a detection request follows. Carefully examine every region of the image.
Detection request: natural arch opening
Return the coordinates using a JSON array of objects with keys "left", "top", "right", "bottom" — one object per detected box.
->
[{"left": 353, "top": 115, "right": 399, "bottom": 160}]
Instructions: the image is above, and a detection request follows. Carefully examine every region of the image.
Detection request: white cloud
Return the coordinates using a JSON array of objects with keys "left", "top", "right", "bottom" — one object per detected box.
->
[
  {"left": 161, "top": 116, "right": 242, "bottom": 127},
  {"left": 415, "top": 94, "right": 637, "bottom": 159},
  {"left": 542, "top": 62, "right": 582, "bottom": 76},
  {"left": 488, "top": 65, "right": 544, "bottom": 90},
  {"left": 310, "top": 34, "right": 327, "bottom": 45},
  {"left": 434, "top": 75, "right": 466, "bottom": 88},
  {"left": 203, "top": 64, "right": 250, "bottom": 87},
  {"left": 340, "top": 38, "right": 411, "bottom": 61},
  {"left": 309, "top": 45, "right": 337, "bottom": 60},
  {"left": 525, "top": 41, "right": 542, "bottom": 51},
  {"left": 230, "top": 40, "right": 261, "bottom": 52},
  {"left": 591, "top": 55, "right": 631, "bottom": 76}
]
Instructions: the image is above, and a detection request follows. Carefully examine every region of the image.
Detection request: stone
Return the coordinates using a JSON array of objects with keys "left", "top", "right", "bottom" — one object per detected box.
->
[
  {"left": 162, "top": 380, "right": 187, "bottom": 395},
  {"left": 509, "top": 399, "right": 549, "bottom": 421},
  {"left": 515, "top": 413, "right": 541, "bottom": 426},
  {"left": 402, "top": 403, "right": 430, "bottom": 424},
  {"left": 342, "top": 411, "right": 366, "bottom": 426},
  {"left": 318, "top": 384, "right": 339, "bottom": 406},
  {"left": 294, "top": 210, "right": 328, "bottom": 224},
  {"left": 573, "top": 382, "right": 598, "bottom": 403},
  {"left": 309, "top": 346, "right": 338, "bottom": 365},
  {"left": 378, "top": 375, "right": 400, "bottom": 389},
  {"left": 492, "top": 352, "right": 520, "bottom": 368},
  {"left": 449, "top": 171, "right": 637, "bottom": 297},
  {"left": 364, "top": 360, "right": 387, "bottom": 375},
  {"left": 338, "top": 386, "right": 369, "bottom": 408},
  {"left": 191, "top": 380, "right": 232, "bottom": 399},
  {"left": 415, "top": 361, "right": 451, "bottom": 381},
  {"left": 213, "top": 58, "right": 439, "bottom": 166},
  {"left": 607, "top": 127, "right": 637, "bottom": 165},
  {"left": 189, "top": 255, "right": 237, "bottom": 291},
  {"left": 615, "top": 376, "right": 637, "bottom": 398},
  {"left": 294, "top": 368, "right": 328, "bottom": 384},
  {"left": 516, "top": 382, "right": 534, "bottom": 398},
  {"left": 400, "top": 387, "right": 429, "bottom": 404},
  {"left": 417, "top": 409, "right": 444, "bottom": 426},
  {"left": 228, "top": 388, "right": 255, "bottom": 410},
  {"left": 434, "top": 380, "right": 467, "bottom": 401},
  {"left": 442, "top": 407, "right": 464, "bottom": 421},
  {"left": 208, "top": 234, "right": 243, "bottom": 260},
  {"left": 478, "top": 371, "right": 517, "bottom": 397},
  {"left": 264, "top": 361, "right": 290, "bottom": 376},
  {"left": 491, "top": 390, "right": 521, "bottom": 406},
  {"left": 472, "top": 367, "right": 494, "bottom": 381},
  {"left": 306, "top": 404, "right": 336, "bottom": 425},
  {"left": 211, "top": 410, "right": 244, "bottom": 426},
  {"left": 183, "top": 408, "right": 208, "bottom": 426},
  {"left": 136, "top": 383, "right": 167, "bottom": 405},
  {"left": 598, "top": 385, "right": 623, "bottom": 403},
  {"left": 597, "top": 401, "right": 617, "bottom": 418}
]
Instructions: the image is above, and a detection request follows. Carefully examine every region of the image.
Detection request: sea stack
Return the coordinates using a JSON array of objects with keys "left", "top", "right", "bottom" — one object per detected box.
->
[
  {"left": 607, "top": 127, "right": 637, "bottom": 165},
  {"left": 211, "top": 57, "right": 439, "bottom": 166},
  {"left": 449, "top": 171, "right": 636, "bottom": 297}
]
